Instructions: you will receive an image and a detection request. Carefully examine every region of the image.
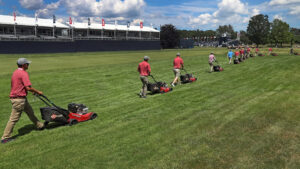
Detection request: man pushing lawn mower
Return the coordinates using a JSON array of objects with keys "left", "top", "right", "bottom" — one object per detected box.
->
[
  {"left": 171, "top": 53, "right": 184, "bottom": 87},
  {"left": 138, "top": 56, "right": 151, "bottom": 98},
  {"left": 208, "top": 52, "right": 223, "bottom": 72},
  {"left": 1, "top": 58, "right": 45, "bottom": 144}
]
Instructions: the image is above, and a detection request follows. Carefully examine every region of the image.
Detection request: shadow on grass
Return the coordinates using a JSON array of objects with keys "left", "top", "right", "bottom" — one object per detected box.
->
[
  {"left": 12, "top": 122, "right": 66, "bottom": 139},
  {"left": 136, "top": 92, "right": 161, "bottom": 97}
]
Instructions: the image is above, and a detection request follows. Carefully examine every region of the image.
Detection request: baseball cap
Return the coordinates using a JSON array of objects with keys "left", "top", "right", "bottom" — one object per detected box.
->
[
  {"left": 144, "top": 56, "right": 150, "bottom": 60},
  {"left": 176, "top": 52, "right": 181, "bottom": 56},
  {"left": 17, "top": 58, "right": 31, "bottom": 65}
]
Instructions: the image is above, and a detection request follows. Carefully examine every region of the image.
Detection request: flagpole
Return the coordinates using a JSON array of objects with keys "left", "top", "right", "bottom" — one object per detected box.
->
[
  {"left": 87, "top": 18, "right": 90, "bottom": 38},
  {"left": 101, "top": 19, "right": 104, "bottom": 40},
  {"left": 13, "top": 12, "right": 16, "bottom": 37},
  {"left": 35, "top": 12, "right": 37, "bottom": 37},
  {"left": 126, "top": 21, "right": 129, "bottom": 40},
  {"left": 14, "top": 24, "right": 16, "bottom": 37},
  {"left": 53, "top": 15, "right": 56, "bottom": 38},
  {"left": 114, "top": 20, "right": 117, "bottom": 40},
  {"left": 149, "top": 23, "right": 152, "bottom": 40},
  {"left": 139, "top": 21, "right": 142, "bottom": 40}
]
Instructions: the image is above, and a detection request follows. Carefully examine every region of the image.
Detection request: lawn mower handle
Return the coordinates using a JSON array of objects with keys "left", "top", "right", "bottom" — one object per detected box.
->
[
  {"left": 182, "top": 68, "right": 188, "bottom": 74},
  {"left": 34, "top": 93, "right": 59, "bottom": 108},
  {"left": 149, "top": 75, "right": 158, "bottom": 83}
]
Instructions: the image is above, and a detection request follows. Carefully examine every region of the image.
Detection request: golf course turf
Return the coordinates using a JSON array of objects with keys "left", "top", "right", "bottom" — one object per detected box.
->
[{"left": 0, "top": 47, "right": 300, "bottom": 169}]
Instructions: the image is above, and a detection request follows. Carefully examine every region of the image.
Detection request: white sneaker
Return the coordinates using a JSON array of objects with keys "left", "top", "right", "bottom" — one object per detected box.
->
[{"left": 171, "top": 83, "right": 175, "bottom": 87}]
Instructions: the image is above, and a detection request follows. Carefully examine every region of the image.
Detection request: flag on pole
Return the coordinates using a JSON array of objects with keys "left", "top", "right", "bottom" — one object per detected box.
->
[
  {"left": 127, "top": 21, "right": 130, "bottom": 28},
  {"left": 88, "top": 17, "right": 91, "bottom": 26},
  {"left": 69, "top": 16, "right": 72, "bottom": 25},
  {"left": 102, "top": 19, "right": 105, "bottom": 27},
  {"left": 115, "top": 20, "right": 117, "bottom": 27},
  {"left": 13, "top": 12, "right": 16, "bottom": 22},
  {"left": 35, "top": 12, "right": 38, "bottom": 24},
  {"left": 53, "top": 15, "right": 56, "bottom": 24},
  {"left": 140, "top": 21, "right": 143, "bottom": 29}
]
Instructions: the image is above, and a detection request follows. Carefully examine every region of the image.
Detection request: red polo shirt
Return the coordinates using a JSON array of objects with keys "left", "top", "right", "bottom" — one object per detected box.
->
[
  {"left": 173, "top": 56, "right": 183, "bottom": 69},
  {"left": 269, "top": 48, "right": 272, "bottom": 51},
  {"left": 138, "top": 61, "right": 151, "bottom": 76},
  {"left": 10, "top": 68, "right": 32, "bottom": 98},
  {"left": 235, "top": 51, "right": 239, "bottom": 56}
]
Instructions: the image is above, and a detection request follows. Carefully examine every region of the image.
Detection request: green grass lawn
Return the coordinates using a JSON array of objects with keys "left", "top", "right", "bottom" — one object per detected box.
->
[{"left": 0, "top": 48, "right": 300, "bottom": 169}]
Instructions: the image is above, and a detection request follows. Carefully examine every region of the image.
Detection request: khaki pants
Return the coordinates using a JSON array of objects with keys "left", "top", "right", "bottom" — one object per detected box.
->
[
  {"left": 2, "top": 98, "right": 44, "bottom": 140},
  {"left": 140, "top": 76, "right": 148, "bottom": 97},
  {"left": 173, "top": 69, "right": 181, "bottom": 78}
]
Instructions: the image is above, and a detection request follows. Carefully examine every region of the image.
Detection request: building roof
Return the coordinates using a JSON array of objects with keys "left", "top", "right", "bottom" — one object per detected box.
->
[
  {"left": 0, "top": 14, "right": 159, "bottom": 32},
  {"left": 66, "top": 22, "right": 159, "bottom": 32},
  {"left": 0, "top": 15, "right": 69, "bottom": 28}
]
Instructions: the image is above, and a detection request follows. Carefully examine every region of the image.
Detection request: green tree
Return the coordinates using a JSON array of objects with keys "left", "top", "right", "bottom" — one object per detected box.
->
[
  {"left": 216, "top": 25, "right": 236, "bottom": 39},
  {"left": 239, "top": 31, "right": 251, "bottom": 45},
  {"left": 160, "top": 24, "right": 180, "bottom": 49},
  {"left": 270, "top": 19, "right": 293, "bottom": 47},
  {"left": 247, "top": 14, "right": 270, "bottom": 47},
  {"left": 289, "top": 28, "right": 300, "bottom": 45}
]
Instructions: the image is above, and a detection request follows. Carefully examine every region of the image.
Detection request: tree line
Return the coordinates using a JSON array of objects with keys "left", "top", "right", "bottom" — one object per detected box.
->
[{"left": 160, "top": 14, "right": 300, "bottom": 48}]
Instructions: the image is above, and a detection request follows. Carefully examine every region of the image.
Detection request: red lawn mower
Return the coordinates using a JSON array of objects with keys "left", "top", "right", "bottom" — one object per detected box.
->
[
  {"left": 212, "top": 61, "right": 224, "bottom": 72},
  {"left": 35, "top": 94, "right": 97, "bottom": 126},
  {"left": 180, "top": 68, "right": 197, "bottom": 84},
  {"left": 147, "top": 75, "right": 173, "bottom": 94}
]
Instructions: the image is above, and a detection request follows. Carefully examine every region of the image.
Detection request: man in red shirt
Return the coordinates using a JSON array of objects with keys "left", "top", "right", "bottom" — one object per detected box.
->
[
  {"left": 268, "top": 47, "right": 272, "bottom": 55},
  {"left": 171, "top": 53, "right": 184, "bottom": 87},
  {"left": 255, "top": 47, "right": 259, "bottom": 56},
  {"left": 137, "top": 56, "right": 151, "bottom": 98},
  {"left": 235, "top": 50, "right": 240, "bottom": 60},
  {"left": 240, "top": 49, "right": 244, "bottom": 59},
  {"left": 1, "top": 58, "right": 45, "bottom": 144},
  {"left": 247, "top": 47, "right": 251, "bottom": 57}
]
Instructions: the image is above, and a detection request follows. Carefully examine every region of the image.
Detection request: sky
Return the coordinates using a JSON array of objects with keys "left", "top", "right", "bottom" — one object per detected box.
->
[{"left": 0, "top": 0, "right": 299, "bottom": 31}]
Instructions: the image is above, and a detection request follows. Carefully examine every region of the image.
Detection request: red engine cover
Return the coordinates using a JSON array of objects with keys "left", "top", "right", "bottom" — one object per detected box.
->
[
  {"left": 68, "top": 112, "right": 94, "bottom": 122},
  {"left": 160, "top": 87, "right": 171, "bottom": 93},
  {"left": 189, "top": 77, "right": 197, "bottom": 82}
]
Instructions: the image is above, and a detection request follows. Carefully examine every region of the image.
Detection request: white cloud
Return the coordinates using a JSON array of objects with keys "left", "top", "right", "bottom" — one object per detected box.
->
[
  {"left": 251, "top": 8, "right": 260, "bottom": 16},
  {"left": 289, "top": 6, "right": 300, "bottom": 15},
  {"left": 273, "top": 14, "right": 283, "bottom": 20},
  {"left": 269, "top": 0, "right": 300, "bottom": 17},
  {"left": 269, "top": 0, "right": 300, "bottom": 5},
  {"left": 37, "top": 1, "right": 61, "bottom": 18},
  {"left": 213, "top": 0, "right": 248, "bottom": 18},
  {"left": 24, "top": 0, "right": 145, "bottom": 19},
  {"left": 189, "top": 13, "right": 218, "bottom": 25},
  {"left": 19, "top": 0, "right": 43, "bottom": 10},
  {"left": 188, "top": 0, "right": 249, "bottom": 28},
  {"left": 61, "top": 0, "right": 145, "bottom": 18}
]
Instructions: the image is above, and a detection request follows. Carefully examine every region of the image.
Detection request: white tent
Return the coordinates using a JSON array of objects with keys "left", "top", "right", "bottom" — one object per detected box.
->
[{"left": 0, "top": 15, "right": 69, "bottom": 28}]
